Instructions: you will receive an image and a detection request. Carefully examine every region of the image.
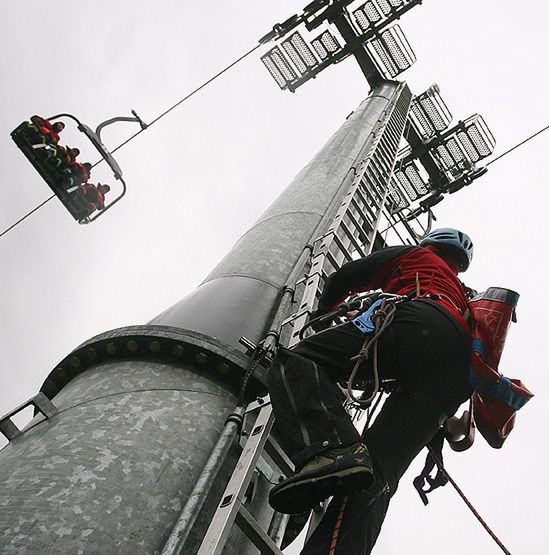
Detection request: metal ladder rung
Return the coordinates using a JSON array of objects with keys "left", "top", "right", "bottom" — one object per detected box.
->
[
  {"left": 235, "top": 506, "right": 284, "bottom": 555},
  {"left": 326, "top": 249, "right": 342, "bottom": 273},
  {"left": 353, "top": 188, "right": 379, "bottom": 223},
  {"left": 349, "top": 195, "right": 375, "bottom": 229},
  {"left": 344, "top": 208, "right": 370, "bottom": 245},
  {"left": 339, "top": 220, "right": 367, "bottom": 258},
  {"left": 332, "top": 232, "right": 354, "bottom": 263}
]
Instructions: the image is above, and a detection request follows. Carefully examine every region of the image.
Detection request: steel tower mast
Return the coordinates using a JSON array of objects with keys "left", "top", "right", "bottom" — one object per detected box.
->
[{"left": 0, "top": 2, "right": 495, "bottom": 554}]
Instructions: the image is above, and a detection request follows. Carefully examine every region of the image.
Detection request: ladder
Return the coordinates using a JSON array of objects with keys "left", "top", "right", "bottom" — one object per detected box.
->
[{"left": 195, "top": 87, "right": 414, "bottom": 555}]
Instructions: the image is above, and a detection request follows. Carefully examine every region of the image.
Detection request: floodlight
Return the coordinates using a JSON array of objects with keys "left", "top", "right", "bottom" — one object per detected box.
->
[
  {"left": 261, "top": 46, "right": 298, "bottom": 90},
  {"left": 365, "top": 24, "right": 415, "bottom": 78},
  {"left": 311, "top": 30, "right": 342, "bottom": 60},
  {"left": 434, "top": 137, "right": 467, "bottom": 172},
  {"left": 387, "top": 179, "right": 410, "bottom": 212},
  {"left": 433, "top": 114, "right": 496, "bottom": 172},
  {"left": 455, "top": 114, "right": 496, "bottom": 161},
  {"left": 353, "top": 0, "right": 408, "bottom": 32},
  {"left": 393, "top": 161, "right": 430, "bottom": 201},
  {"left": 409, "top": 85, "right": 452, "bottom": 140},
  {"left": 282, "top": 32, "right": 320, "bottom": 75}
]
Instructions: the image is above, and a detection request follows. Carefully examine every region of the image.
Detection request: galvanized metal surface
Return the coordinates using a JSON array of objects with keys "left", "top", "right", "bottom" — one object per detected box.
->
[
  {"left": 1, "top": 82, "right": 413, "bottom": 555},
  {"left": 0, "top": 359, "right": 237, "bottom": 554},
  {"left": 39, "top": 325, "right": 257, "bottom": 402},
  {"left": 160, "top": 406, "right": 245, "bottom": 555},
  {"left": 150, "top": 82, "right": 403, "bottom": 349}
]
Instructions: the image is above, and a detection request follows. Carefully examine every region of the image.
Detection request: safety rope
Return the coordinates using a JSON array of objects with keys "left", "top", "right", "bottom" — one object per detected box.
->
[
  {"left": 347, "top": 299, "right": 397, "bottom": 407},
  {"left": 328, "top": 495, "right": 349, "bottom": 555},
  {"left": 427, "top": 445, "right": 512, "bottom": 555}
]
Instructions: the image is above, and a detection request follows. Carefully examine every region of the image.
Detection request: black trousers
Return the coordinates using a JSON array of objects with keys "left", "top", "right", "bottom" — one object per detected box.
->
[{"left": 267, "top": 300, "right": 472, "bottom": 554}]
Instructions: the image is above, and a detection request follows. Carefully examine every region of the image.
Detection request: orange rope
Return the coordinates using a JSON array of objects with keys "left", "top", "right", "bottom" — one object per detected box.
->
[
  {"left": 427, "top": 446, "right": 512, "bottom": 555},
  {"left": 329, "top": 495, "right": 349, "bottom": 555}
]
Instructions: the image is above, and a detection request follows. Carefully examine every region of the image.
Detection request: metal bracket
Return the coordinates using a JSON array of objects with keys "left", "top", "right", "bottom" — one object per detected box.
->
[{"left": 0, "top": 392, "right": 57, "bottom": 441}]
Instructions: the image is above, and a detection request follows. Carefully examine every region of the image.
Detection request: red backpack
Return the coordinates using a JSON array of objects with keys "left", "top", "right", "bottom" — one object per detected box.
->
[
  {"left": 414, "top": 287, "right": 533, "bottom": 504},
  {"left": 468, "top": 287, "right": 533, "bottom": 448}
]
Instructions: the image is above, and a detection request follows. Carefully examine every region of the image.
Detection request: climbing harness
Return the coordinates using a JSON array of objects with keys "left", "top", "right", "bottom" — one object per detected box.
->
[
  {"left": 300, "top": 290, "right": 407, "bottom": 409},
  {"left": 347, "top": 294, "right": 405, "bottom": 407}
]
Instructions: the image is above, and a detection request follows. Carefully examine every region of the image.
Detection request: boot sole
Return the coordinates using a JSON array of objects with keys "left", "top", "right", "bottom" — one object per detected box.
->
[{"left": 270, "top": 466, "right": 374, "bottom": 515}]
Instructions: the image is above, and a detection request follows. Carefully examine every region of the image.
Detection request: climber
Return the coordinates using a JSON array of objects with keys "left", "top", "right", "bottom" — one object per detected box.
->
[{"left": 268, "top": 228, "right": 475, "bottom": 554}]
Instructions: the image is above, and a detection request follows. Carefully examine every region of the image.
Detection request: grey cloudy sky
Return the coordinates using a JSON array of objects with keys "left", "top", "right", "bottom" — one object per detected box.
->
[{"left": 1, "top": 1, "right": 547, "bottom": 553}]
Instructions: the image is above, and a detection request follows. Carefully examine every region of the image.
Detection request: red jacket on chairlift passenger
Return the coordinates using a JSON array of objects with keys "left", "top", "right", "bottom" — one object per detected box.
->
[
  {"left": 30, "top": 115, "right": 65, "bottom": 145},
  {"left": 81, "top": 183, "right": 110, "bottom": 212},
  {"left": 65, "top": 161, "right": 92, "bottom": 186}
]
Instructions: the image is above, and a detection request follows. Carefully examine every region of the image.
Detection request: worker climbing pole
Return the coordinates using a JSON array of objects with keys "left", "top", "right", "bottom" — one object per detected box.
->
[
  {"left": 0, "top": 1, "right": 535, "bottom": 555},
  {"left": 267, "top": 229, "right": 532, "bottom": 554}
]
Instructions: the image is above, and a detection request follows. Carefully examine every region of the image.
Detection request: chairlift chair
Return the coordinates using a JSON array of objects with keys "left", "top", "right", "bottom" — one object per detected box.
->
[{"left": 11, "top": 111, "right": 146, "bottom": 224}]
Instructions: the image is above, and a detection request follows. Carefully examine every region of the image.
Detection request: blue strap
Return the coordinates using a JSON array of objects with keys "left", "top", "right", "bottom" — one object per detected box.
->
[
  {"left": 469, "top": 368, "right": 530, "bottom": 410},
  {"left": 351, "top": 299, "right": 383, "bottom": 335}
]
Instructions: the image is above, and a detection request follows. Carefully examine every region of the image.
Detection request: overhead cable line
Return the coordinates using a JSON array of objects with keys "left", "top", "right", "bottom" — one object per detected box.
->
[
  {"left": 2, "top": 89, "right": 548, "bottom": 240},
  {"left": 0, "top": 43, "right": 262, "bottom": 239},
  {"left": 486, "top": 122, "right": 549, "bottom": 166},
  {"left": 108, "top": 43, "right": 263, "bottom": 158},
  {"left": 0, "top": 194, "right": 55, "bottom": 239}
]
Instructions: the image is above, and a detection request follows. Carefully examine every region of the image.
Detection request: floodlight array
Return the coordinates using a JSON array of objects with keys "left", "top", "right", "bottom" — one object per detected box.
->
[
  {"left": 311, "top": 30, "right": 342, "bottom": 61},
  {"left": 393, "top": 161, "right": 430, "bottom": 201},
  {"left": 365, "top": 24, "right": 415, "bottom": 78},
  {"left": 456, "top": 115, "right": 496, "bottom": 161},
  {"left": 387, "top": 180, "right": 410, "bottom": 211},
  {"left": 409, "top": 85, "right": 452, "bottom": 140},
  {"left": 282, "top": 32, "right": 319, "bottom": 75},
  {"left": 433, "top": 115, "right": 496, "bottom": 172},
  {"left": 261, "top": 46, "right": 298, "bottom": 89},
  {"left": 353, "top": 0, "right": 408, "bottom": 32},
  {"left": 261, "top": 30, "right": 338, "bottom": 90}
]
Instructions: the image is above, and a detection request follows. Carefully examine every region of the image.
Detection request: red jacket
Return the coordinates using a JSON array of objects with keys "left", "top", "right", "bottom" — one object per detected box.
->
[
  {"left": 30, "top": 115, "right": 61, "bottom": 144},
  {"left": 81, "top": 184, "right": 105, "bottom": 211},
  {"left": 317, "top": 245, "right": 470, "bottom": 335},
  {"left": 68, "top": 161, "right": 90, "bottom": 185}
]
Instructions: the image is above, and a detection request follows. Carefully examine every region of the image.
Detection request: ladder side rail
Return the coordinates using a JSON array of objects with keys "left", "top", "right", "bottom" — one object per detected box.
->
[
  {"left": 196, "top": 404, "right": 276, "bottom": 555},
  {"left": 287, "top": 86, "right": 412, "bottom": 345}
]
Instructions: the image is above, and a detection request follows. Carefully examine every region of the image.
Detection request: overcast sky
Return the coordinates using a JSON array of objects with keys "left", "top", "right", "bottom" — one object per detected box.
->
[{"left": 1, "top": 1, "right": 547, "bottom": 553}]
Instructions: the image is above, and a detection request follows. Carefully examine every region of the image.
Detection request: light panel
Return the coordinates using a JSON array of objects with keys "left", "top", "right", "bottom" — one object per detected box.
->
[
  {"left": 353, "top": 0, "right": 408, "bottom": 32},
  {"left": 261, "top": 46, "right": 298, "bottom": 90},
  {"left": 393, "top": 161, "right": 430, "bottom": 201},
  {"left": 387, "top": 179, "right": 410, "bottom": 212},
  {"left": 311, "top": 30, "right": 342, "bottom": 61},
  {"left": 409, "top": 85, "right": 452, "bottom": 140},
  {"left": 282, "top": 32, "right": 319, "bottom": 76},
  {"left": 365, "top": 24, "right": 416, "bottom": 78}
]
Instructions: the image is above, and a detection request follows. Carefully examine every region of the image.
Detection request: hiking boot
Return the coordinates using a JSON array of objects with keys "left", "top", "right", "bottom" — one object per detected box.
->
[{"left": 269, "top": 442, "right": 374, "bottom": 514}]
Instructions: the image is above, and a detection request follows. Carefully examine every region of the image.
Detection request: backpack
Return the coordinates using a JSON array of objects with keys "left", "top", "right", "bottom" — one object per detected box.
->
[{"left": 468, "top": 287, "right": 533, "bottom": 447}]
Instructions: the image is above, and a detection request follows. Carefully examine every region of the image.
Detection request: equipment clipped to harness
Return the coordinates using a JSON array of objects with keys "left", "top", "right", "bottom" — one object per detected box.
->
[
  {"left": 350, "top": 299, "right": 384, "bottom": 335},
  {"left": 469, "top": 287, "right": 533, "bottom": 448},
  {"left": 413, "top": 429, "right": 448, "bottom": 505}
]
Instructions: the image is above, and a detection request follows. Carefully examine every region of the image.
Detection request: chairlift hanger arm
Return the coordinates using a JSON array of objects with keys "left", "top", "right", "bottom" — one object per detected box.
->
[
  {"left": 44, "top": 112, "right": 130, "bottom": 223},
  {"left": 95, "top": 113, "right": 147, "bottom": 142}
]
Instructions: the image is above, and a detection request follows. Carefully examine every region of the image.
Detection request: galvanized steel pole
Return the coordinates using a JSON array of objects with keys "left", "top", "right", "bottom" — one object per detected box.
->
[{"left": 0, "top": 81, "right": 408, "bottom": 554}]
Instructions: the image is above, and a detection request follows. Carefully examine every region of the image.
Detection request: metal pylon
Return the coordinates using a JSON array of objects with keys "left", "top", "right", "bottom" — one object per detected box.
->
[{"left": 195, "top": 84, "right": 413, "bottom": 555}]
